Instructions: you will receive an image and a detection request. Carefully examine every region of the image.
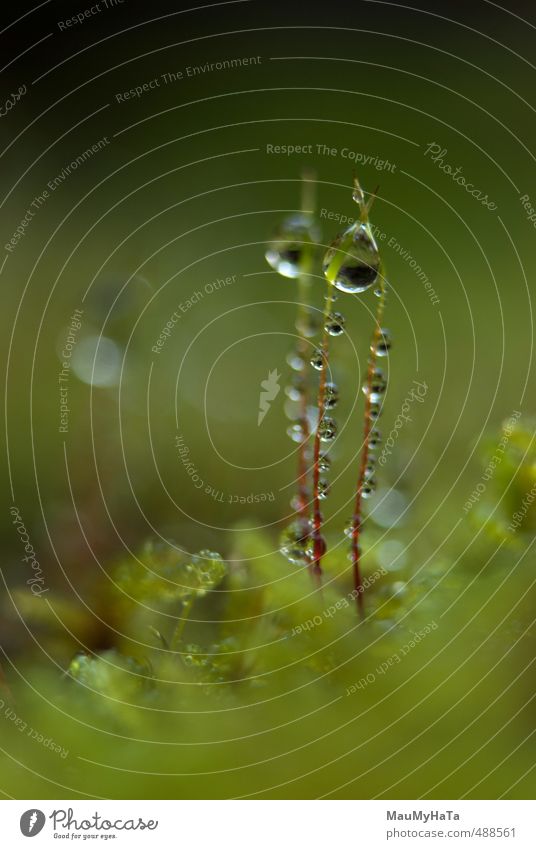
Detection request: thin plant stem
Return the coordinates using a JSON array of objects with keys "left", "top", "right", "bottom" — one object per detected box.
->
[
  {"left": 351, "top": 273, "right": 387, "bottom": 615},
  {"left": 171, "top": 596, "right": 194, "bottom": 649},
  {"left": 294, "top": 168, "right": 316, "bottom": 567},
  {"left": 295, "top": 275, "right": 312, "bottom": 542},
  {"left": 311, "top": 286, "right": 336, "bottom": 578}
]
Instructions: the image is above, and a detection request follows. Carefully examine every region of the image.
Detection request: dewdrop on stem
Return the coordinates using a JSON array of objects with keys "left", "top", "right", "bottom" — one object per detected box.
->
[
  {"left": 322, "top": 174, "right": 391, "bottom": 616},
  {"left": 322, "top": 177, "right": 381, "bottom": 294},
  {"left": 351, "top": 274, "right": 390, "bottom": 615},
  {"left": 265, "top": 170, "right": 319, "bottom": 279},
  {"left": 268, "top": 171, "right": 320, "bottom": 569}
]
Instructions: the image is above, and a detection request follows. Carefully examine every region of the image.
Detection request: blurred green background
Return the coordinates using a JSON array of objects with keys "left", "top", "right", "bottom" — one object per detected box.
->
[{"left": 0, "top": 0, "right": 535, "bottom": 799}]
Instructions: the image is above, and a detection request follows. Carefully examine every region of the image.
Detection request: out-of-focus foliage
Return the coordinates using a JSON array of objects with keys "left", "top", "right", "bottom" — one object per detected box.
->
[{"left": 1, "top": 423, "right": 534, "bottom": 799}]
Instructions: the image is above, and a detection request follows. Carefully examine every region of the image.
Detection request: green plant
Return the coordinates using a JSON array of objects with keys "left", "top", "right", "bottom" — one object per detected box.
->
[
  {"left": 273, "top": 173, "right": 391, "bottom": 613},
  {"left": 266, "top": 169, "right": 319, "bottom": 575}
]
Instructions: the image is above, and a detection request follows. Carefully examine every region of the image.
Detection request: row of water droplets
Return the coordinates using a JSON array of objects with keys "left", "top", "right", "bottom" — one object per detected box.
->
[
  {"left": 266, "top": 174, "right": 392, "bottom": 609},
  {"left": 265, "top": 171, "right": 320, "bottom": 569},
  {"left": 323, "top": 175, "right": 391, "bottom": 604}
]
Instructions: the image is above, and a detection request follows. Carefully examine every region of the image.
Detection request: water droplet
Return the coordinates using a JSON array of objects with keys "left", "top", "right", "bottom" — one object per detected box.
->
[
  {"left": 290, "top": 494, "right": 303, "bottom": 511},
  {"left": 310, "top": 348, "right": 325, "bottom": 371},
  {"left": 361, "top": 479, "right": 376, "bottom": 498},
  {"left": 377, "top": 539, "right": 407, "bottom": 572},
  {"left": 318, "top": 455, "right": 331, "bottom": 472},
  {"left": 344, "top": 519, "right": 354, "bottom": 539},
  {"left": 369, "top": 428, "right": 382, "bottom": 448},
  {"left": 181, "top": 643, "right": 210, "bottom": 669},
  {"left": 362, "top": 368, "right": 387, "bottom": 403},
  {"left": 287, "top": 351, "right": 305, "bottom": 371},
  {"left": 324, "top": 381, "right": 339, "bottom": 409},
  {"left": 325, "top": 312, "right": 345, "bottom": 336},
  {"left": 318, "top": 480, "right": 330, "bottom": 499},
  {"left": 372, "top": 328, "right": 392, "bottom": 357},
  {"left": 318, "top": 416, "right": 337, "bottom": 442},
  {"left": 287, "top": 422, "right": 306, "bottom": 443},
  {"left": 71, "top": 335, "right": 122, "bottom": 388},
  {"left": 265, "top": 213, "right": 319, "bottom": 279},
  {"left": 284, "top": 399, "right": 300, "bottom": 421},
  {"left": 364, "top": 461, "right": 375, "bottom": 479},
  {"left": 280, "top": 521, "right": 311, "bottom": 566},
  {"left": 368, "top": 487, "right": 409, "bottom": 528},
  {"left": 369, "top": 402, "right": 382, "bottom": 421},
  {"left": 296, "top": 309, "right": 320, "bottom": 338},
  {"left": 178, "top": 551, "right": 227, "bottom": 599},
  {"left": 323, "top": 221, "right": 380, "bottom": 293},
  {"left": 285, "top": 378, "right": 304, "bottom": 402},
  {"left": 306, "top": 405, "right": 318, "bottom": 432}
]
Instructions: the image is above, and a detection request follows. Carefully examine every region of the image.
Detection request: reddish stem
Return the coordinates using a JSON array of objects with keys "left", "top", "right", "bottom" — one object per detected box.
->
[
  {"left": 351, "top": 282, "right": 386, "bottom": 615},
  {"left": 295, "top": 320, "right": 312, "bottom": 567},
  {"left": 311, "top": 289, "right": 335, "bottom": 578}
]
